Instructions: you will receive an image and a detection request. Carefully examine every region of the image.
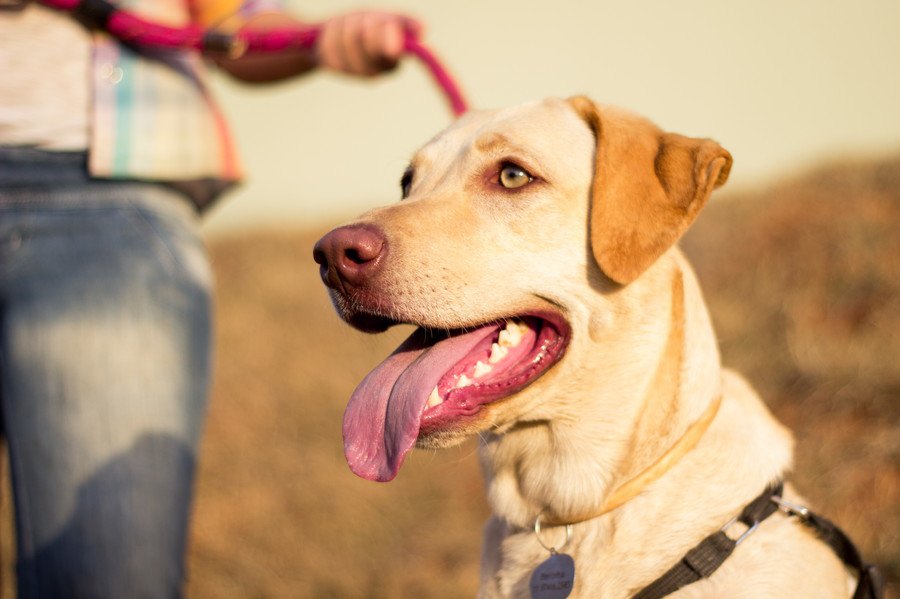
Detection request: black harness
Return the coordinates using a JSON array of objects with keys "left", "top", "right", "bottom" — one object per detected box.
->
[{"left": 632, "top": 481, "right": 884, "bottom": 599}]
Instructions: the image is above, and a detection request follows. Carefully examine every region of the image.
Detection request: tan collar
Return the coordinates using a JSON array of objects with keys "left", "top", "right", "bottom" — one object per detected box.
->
[{"left": 542, "top": 393, "right": 722, "bottom": 527}]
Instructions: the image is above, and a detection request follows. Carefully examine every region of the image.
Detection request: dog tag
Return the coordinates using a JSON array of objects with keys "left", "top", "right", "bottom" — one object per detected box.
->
[{"left": 530, "top": 552, "right": 575, "bottom": 599}]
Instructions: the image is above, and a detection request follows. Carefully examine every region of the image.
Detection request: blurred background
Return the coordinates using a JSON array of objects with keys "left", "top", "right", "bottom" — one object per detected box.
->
[
  {"left": 4, "top": 0, "right": 899, "bottom": 596},
  {"left": 203, "top": 0, "right": 900, "bottom": 235}
]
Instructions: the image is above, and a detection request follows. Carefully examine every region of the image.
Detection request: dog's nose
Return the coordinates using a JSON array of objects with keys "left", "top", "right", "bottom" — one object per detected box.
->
[{"left": 313, "top": 224, "right": 386, "bottom": 290}]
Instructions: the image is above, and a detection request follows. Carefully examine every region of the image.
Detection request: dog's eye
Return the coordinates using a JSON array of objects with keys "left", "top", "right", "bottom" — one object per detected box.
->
[
  {"left": 499, "top": 163, "right": 533, "bottom": 189},
  {"left": 400, "top": 167, "right": 414, "bottom": 199}
]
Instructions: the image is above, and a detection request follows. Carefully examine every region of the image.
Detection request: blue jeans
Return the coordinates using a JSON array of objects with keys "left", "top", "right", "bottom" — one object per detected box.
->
[{"left": 0, "top": 148, "right": 213, "bottom": 598}]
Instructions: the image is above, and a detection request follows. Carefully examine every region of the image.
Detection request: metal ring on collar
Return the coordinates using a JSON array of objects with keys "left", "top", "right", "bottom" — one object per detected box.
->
[{"left": 534, "top": 516, "right": 573, "bottom": 554}]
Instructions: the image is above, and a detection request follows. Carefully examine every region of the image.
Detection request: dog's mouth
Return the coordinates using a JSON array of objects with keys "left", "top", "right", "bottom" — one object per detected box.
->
[{"left": 342, "top": 313, "right": 570, "bottom": 482}]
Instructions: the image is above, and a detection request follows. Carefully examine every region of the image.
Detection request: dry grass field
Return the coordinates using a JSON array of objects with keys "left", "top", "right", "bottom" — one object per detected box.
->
[{"left": 2, "top": 155, "right": 897, "bottom": 597}]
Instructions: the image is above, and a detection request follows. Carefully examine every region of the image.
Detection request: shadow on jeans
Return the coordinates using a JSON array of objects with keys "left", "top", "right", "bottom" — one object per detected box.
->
[{"left": 17, "top": 432, "right": 196, "bottom": 599}]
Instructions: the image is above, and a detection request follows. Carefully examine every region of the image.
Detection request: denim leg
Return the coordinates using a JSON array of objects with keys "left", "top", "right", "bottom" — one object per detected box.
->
[{"left": 0, "top": 183, "right": 212, "bottom": 599}]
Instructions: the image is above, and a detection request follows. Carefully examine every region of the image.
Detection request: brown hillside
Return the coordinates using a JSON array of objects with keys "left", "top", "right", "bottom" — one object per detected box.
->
[
  {"left": 1, "top": 156, "right": 897, "bottom": 597},
  {"left": 681, "top": 155, "right": 900, "bottom": 596}
]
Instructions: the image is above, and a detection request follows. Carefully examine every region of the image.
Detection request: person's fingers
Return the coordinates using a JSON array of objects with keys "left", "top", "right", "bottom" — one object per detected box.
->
[
  {"left": 360, "top": 13, "right": 402, "bottom": 73},
  {"left": 339, "top": 12, "right": 372, "bottom": 75},
  {"left": 315, "top": 16, "right": 346, "bottom": 72},
  {"left": 316, "top": 12, "right": 423, "bottom": 77}
]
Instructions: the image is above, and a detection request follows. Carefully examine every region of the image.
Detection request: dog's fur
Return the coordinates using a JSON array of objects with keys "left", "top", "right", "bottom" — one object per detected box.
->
[{"left": 319, "top": 97, "right": 851, "bottom": 597}]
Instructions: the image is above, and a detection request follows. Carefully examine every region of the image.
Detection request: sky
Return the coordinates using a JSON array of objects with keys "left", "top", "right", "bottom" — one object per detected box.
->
[{"left": 201, "top": 0, "right": 900, "bottom": 237}]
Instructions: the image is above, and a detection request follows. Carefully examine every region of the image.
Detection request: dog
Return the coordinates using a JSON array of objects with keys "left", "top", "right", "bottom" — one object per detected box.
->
[{"left": 313, "top": 97, "right": 873, "bottom": 598}]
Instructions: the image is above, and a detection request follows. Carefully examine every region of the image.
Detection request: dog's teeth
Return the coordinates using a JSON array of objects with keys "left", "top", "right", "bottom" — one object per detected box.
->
[
  {"left": 455, "top": 374, "right": 473, "bottom": 388},
  {"left": 474, "top": 360, "right": 492, "bottom": 378},
  {"left": 489, "top": 342, "right": 509, "bottom": 364},
  {"left": 511, "top": 320, "right": 530, "bottom": 335},
  {"left": 498, "top": 320, "right": 526, "bottom": 348},
  {"left": 427, "top": 387, "right": 443, "bottom": 407}
]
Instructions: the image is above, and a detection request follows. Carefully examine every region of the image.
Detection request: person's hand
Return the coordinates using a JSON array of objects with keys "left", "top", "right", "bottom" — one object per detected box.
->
[{"left": 315, "top": 10, "right": 423, "bottom": 77}]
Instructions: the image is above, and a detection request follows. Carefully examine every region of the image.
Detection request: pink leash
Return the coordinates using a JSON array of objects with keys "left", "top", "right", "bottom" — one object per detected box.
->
[{"left": 36, "top": 0, "right": 469, "bottom": 117}]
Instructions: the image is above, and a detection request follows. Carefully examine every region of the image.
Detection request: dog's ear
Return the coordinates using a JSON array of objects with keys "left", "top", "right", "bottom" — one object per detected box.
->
[{"left": 567, "top": 96, "right": 732, "bottom": 285}]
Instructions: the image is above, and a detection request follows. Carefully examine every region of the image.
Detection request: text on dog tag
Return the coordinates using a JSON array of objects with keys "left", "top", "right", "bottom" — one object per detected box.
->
[{"left": 530, "top": 552, "right": 575, "bottom": 599}]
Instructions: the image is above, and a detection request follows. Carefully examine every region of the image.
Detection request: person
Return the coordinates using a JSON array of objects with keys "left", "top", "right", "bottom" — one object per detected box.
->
[{"left": 0, "top": 2, "right": 420, "bottom": 597}]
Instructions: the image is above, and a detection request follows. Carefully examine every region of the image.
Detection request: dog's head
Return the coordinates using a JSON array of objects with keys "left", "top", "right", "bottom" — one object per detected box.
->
[{"left": 313, "top": 97, "right": 731, "bottom": 482}]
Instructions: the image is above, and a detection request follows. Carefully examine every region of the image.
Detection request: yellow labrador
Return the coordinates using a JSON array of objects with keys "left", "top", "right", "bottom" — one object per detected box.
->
[{"left": 313, "top": 98, "right": 869, "bottom": 598}]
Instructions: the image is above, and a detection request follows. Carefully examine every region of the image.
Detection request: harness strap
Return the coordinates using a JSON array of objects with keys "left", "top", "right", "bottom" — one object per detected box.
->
[
  {"left": 800, "top": 510, "right": 884, "bottom": 599},
  {"left": 632, "top": 481, "right": 884, "bottom": 599},
  {"left": 632, "top": 481, "right": 782, "bottom": 599}
]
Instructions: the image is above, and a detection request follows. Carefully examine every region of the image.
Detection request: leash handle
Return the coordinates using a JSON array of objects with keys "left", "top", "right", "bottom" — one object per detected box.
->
[{"left": 36, "top": 0, "right": 468, "bottom": 117}]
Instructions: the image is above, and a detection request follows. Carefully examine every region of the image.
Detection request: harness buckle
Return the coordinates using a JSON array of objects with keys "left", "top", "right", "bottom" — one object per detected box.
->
[
  {"left": 720, "top": 517, "right": 759, "bottom": 545},
  {"left": 770, "top": 495, "right": 810, "bottom": 521}
]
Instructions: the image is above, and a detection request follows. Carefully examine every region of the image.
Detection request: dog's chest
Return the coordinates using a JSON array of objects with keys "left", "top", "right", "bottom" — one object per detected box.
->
[{"left": 483, "top": 524, "right": 642, "bottom": 599}]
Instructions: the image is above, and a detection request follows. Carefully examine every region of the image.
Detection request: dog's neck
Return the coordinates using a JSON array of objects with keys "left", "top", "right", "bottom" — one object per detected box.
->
[
  {"left": 478, "top": 254, "right": 723, "bottom": 530},
  {"left": 476, "top": 254, "right": 795, "bottom": 598}
]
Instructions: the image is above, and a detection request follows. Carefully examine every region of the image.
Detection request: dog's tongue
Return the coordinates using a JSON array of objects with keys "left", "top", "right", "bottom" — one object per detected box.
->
[{"left": 343, "top": 325, "right": 497, "bottom": 482}]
